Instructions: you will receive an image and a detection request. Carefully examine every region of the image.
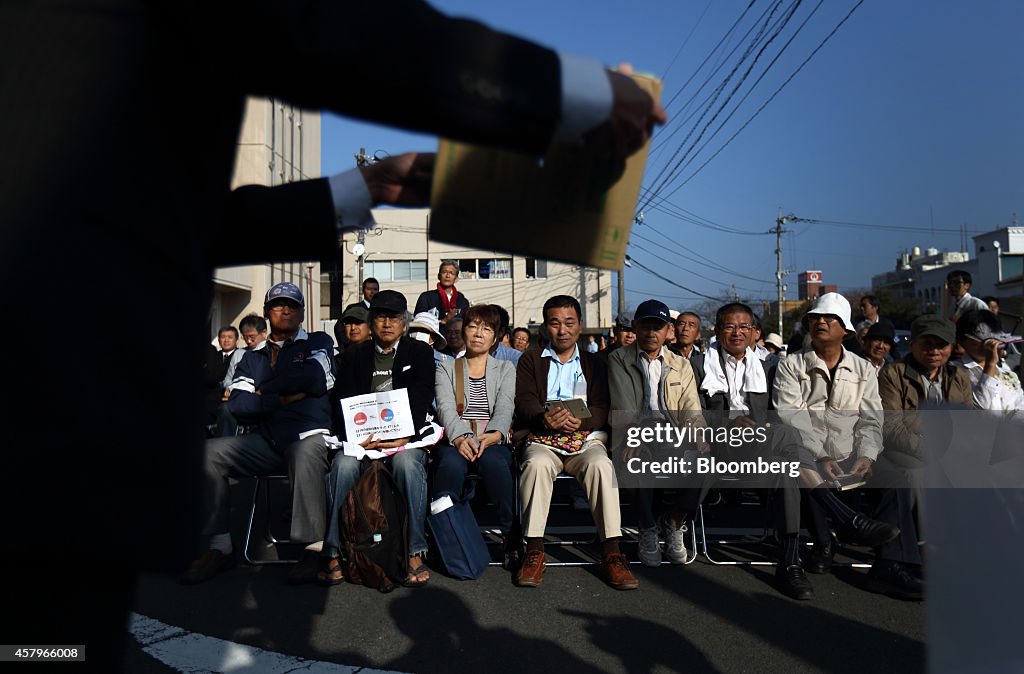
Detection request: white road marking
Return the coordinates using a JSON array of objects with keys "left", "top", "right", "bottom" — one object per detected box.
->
[{"left": 129, "top": 613, "right": 407, "bottom": 674}]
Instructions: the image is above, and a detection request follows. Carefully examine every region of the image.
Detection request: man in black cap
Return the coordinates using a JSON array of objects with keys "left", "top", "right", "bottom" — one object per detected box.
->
[
  {"left": 600, "top": 313, "right": 637, "bottom": 361},
  {"left": 862, "top": 321, "right": 896, "bottom": 373},
  {"left": 333, "top": 302, "right": 371, "bottom": 356},
  {"left": 183, "top": 282, "right": 337, "bottom": 586},
  {"left": 324, "top": 289, "right": 437, "bottom": 586}
]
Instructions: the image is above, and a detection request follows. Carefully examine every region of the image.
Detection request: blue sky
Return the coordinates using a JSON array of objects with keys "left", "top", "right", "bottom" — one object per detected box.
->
[{"left": 322, "top": 0, "right": 1023, "bottom": 312}]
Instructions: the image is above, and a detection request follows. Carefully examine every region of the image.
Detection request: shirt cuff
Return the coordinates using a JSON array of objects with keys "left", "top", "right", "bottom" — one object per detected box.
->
[
  {"left": 552, "top": 52, "right": 613, "bottom": 143},
  {"left": 328, "top": 168, "right": 375, "bottom": 233}
]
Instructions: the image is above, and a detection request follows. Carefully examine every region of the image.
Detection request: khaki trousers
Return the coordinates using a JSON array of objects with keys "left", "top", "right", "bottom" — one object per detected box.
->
[{"left": 519, "top": 440, "right": 622, "bottom": 540}]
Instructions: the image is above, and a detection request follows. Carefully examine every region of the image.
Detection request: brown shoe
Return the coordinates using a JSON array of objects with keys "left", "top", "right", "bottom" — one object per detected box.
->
[
  {"left": 287, "top": 550, "right": 321, "bottom": 585},
  {"left": 515, "top": 549, "right": 546, "bottom": 587},
  {"left": 180, "top": 549, "right": 236, "bottom": 585},
  {"left": 601, "top": 552, "right": 639, "bottom": 591}
]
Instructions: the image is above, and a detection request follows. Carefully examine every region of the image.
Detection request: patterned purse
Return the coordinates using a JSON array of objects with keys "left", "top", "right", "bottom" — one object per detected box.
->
[{"left": 528, "top": 430, "right": 588, "bottom": 453}]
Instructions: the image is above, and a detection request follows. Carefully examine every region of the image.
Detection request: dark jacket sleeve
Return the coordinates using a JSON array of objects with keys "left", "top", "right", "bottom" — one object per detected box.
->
[
  {"left": 212, "top": 0, "right": 562, "bottom": 157},
  {"left": 228, "top": 351, "right": 282, "bottom": 420},
  {"left": 515, "top": 351, "right": 548, "bottom": 436},
  {"left": 273, "top": 332, "right": 335, "bottom": 397},
  {"left": 214, "top": 180, "right": 338, "bottom": 269},
  {"left": 414, "top": 291, "right": 432, "bottom": 316},
  {"left": 405, "top": 340, "right": 438, "bottom": 435},
  {"left": 581, "top": 353, "right": 609, "bottom": 432}
]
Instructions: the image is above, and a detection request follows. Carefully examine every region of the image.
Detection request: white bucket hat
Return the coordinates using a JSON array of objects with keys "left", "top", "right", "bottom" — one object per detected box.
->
[
  {"left": 764, "top": 333, "right": 784, "bottom": 349},
  {"left": 408, "top": 309, "right": 447, "bottom": 350},
  {"left": 805, "top": 292, "right": 854, "bottom": 332}
]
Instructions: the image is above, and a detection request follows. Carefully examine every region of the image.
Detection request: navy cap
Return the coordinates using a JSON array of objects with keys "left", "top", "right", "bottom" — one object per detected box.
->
[
  {"left": 369, "top": 289, "right": 407, "bottom": 315},
  {"left": 264, "top": 282, "right": 304, "bottom": 307},
  {"left": 634, "top": 299, "right": 671, "bottom": 324}
]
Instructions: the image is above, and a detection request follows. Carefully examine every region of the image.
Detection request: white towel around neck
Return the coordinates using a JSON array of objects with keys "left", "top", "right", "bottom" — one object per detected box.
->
[{"left": 700, "top": 344, "right": 767, "bottom": 398}]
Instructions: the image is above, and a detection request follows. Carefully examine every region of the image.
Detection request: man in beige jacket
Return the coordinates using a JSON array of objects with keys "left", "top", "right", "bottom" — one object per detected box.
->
[
  {"left": 774, "top": 293, "right": 920, "bottom": 600},
  {"left": 608, "top": 300, "right": 706, "bottom": 568}
]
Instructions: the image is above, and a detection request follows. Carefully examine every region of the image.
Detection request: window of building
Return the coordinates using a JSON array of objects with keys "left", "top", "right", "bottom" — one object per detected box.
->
[
  {"left": 362, "top": 260, "right": 426, "bottom": 282},
  {"left": 525, "top": 257, "right": 548, "bottom": 279},
  {"left": 455, "top": 258, "right": 512, "bottom": 280}
]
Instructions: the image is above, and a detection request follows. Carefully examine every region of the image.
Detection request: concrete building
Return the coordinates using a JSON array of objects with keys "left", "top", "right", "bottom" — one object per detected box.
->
[
  {"left": 210, "top": 98, "right": 322, "bottom": 339},
  {"left": 329, "top": 208, "right": 612, "bottom": 333},
  {"left": 871, "top": 227, "right": 1024, "bottom": 318}
]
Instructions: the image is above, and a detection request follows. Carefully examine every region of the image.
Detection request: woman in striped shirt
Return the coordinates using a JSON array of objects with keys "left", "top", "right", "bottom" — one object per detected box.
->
[{"left": 433, "top": 304, "right": 518, "bottom": 546}]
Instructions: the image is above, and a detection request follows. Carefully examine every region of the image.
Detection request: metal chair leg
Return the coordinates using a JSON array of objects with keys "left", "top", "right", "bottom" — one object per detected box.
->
[{"left": 242, "top": 475, "right": 292, "bottom": 565}]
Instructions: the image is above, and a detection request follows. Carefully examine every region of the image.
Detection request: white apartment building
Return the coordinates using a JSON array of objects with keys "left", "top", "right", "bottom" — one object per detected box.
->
[{"left": 871, "top": 226, "right": 1024, "bottom": 319}]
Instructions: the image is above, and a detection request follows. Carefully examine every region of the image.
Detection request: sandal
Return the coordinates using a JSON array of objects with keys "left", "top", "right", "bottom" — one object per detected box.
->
[
  {"left": 402, "top": 558, "right": 430, "bottom": 588},
  {"left": 316, "top": 557, "right": 344, "bottom": 586}
]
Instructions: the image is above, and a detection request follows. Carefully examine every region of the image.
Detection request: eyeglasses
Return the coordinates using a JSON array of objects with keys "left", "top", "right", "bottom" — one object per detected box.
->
[
  {"left": 720, "top": 323, "right": 753, "bottom": 333},
  {"left": 372, "top": 314, "right": 403, "bottom": 324},
  {"left": 808, "top": 315, "right": 840, "bottom": 325}
]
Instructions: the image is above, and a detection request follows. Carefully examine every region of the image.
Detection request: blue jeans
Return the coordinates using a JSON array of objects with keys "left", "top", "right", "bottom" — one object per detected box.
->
[
  {"left": 323, "top": 448, "right": 428, "bottom": 558},
  {"left": 432, "top": 442, "right": 515, "bottom": 534}
]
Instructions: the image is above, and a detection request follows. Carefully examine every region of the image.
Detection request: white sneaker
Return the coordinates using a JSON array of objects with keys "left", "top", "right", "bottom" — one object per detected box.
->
[
  {"left": 664, "top": 521, "right": 689, "bottom": 565},
  {"left": 638, "top": 526, "right": 662, "bottom": 567}
]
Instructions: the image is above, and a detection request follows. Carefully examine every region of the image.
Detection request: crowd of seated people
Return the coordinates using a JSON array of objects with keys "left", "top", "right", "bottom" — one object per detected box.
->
[{"left": 184, "top": 271, "right": 1023, "bottom": 602}]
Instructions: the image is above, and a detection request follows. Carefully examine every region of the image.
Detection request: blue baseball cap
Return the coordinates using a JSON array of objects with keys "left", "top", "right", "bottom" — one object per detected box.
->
[
  {"left": 264, "top": 282, "right": 304, "bottom": 308},
  {"left": 634, "top": 299, "right": 671, "bottom": 324}
]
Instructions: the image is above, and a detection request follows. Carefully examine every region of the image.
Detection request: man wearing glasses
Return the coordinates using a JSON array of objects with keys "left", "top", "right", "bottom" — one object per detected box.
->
[
  {"left": 326, "top": 289, "right": 437, "bottom": 587},
  {"left": 183, "top": 283, "right": 337, "bottom": 585},
  {"left": 773, "top": 294, "right": 915, "bottom": 597},
  {"left": 946, "top": 270, "right": 988, "bottom": 322}
]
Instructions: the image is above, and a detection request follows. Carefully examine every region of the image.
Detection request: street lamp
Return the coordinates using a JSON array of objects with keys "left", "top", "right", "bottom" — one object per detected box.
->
[{"left": 994, "top": 240, "right": 1002, "bottom": 283}]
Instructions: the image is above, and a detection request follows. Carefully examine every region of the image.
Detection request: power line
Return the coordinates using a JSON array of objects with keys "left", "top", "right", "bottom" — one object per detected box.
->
[
  {"left": 643, "top": 0, "right": 796, "bottom": 212},
  {"left": 630, "top": 230, "right": 774, "bottom": 286},
  {"left": 646, "top": 0, "right": 827, "bottom": 205},
  {"left": 658, "top": 0, "right": 867, "bottom": 198},
  {"left": 628, "top": 239, "right": 768, "bottom": 294},
  {"left": 626, "top": 256, "right": 723, "bottom": 301}
]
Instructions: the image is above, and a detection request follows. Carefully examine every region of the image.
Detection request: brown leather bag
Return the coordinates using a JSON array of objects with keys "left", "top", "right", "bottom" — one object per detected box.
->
[{"left": 340, "top": 459, "right": 408, "bottom": 593}]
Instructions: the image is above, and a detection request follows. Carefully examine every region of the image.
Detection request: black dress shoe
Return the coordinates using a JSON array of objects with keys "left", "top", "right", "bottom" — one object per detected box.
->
[
  {"left": 838, "top": 514, "right": 900, "bottom": 548},
  {"left": 181, "top": 549, "right": 236, "bottom": 585},
  {"left": 502, "top": 536, "right": 523, "bottom": 571},
  {"left": 287, "top": 550, "right": 322, "bottom": 585},
  {"left": 862, "top": 561, "right": 924, "bottom": 600},
  {"left": 805, "top": 538, "right": 835, "bottom": 574},
  {"left": 777, "top": 564, "right": 815, "bottom": 600}
]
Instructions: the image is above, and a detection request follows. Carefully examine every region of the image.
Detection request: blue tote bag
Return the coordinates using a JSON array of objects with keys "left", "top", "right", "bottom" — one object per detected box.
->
[{"left": 427, "top": 482, "right": 490, "bottom": 580}]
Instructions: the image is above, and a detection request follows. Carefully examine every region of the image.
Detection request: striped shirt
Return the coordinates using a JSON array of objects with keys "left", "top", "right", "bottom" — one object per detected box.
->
[{"left": 463, "top": 376, "right": 490, "bottom": 421}]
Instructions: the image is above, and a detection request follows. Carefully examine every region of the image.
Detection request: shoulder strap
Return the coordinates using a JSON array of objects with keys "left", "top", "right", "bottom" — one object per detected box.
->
[{"left": 455, "top": 358, "right": 465, "bottom": 417}]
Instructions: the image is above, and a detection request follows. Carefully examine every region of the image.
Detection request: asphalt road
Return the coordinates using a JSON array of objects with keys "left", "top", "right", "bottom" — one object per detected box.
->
[{"left": 126, "top": 480, "right": 925, "bottom": 673}]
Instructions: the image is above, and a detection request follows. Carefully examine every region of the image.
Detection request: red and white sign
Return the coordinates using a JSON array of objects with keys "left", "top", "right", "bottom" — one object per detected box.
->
[{"left": 339, "top": 389, "right": 414, "bottom": 443}]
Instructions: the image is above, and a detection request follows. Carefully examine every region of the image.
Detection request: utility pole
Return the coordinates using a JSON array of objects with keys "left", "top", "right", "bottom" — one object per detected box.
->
[
  {"left": 617, "top": 267, "right": 626, "bottom": 319},
  {"left": 353, "top": 147, "right": 374, "bottom": 292},
  {"left": 774, "top": 210, "right": 796, "bottom": 337}
]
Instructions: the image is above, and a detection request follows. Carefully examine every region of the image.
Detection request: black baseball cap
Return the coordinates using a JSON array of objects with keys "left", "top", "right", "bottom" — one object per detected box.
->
[
  {"left": 369, "top": 289, "right": 407, "bottom": 315},
  {"left": 863, "top": 322, "right": 896, "bottom": 344},
  {"left": 634, "top": 299, "right": 671, "bottom": 324}
]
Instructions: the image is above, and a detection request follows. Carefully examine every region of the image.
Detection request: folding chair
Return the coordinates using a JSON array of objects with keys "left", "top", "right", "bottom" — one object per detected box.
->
[
  {"left": 694, "top": 476, "right": 779, "bottom": 566},
  {"left": 242, "top": 474, "right": 293, "bottom": 565}
]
